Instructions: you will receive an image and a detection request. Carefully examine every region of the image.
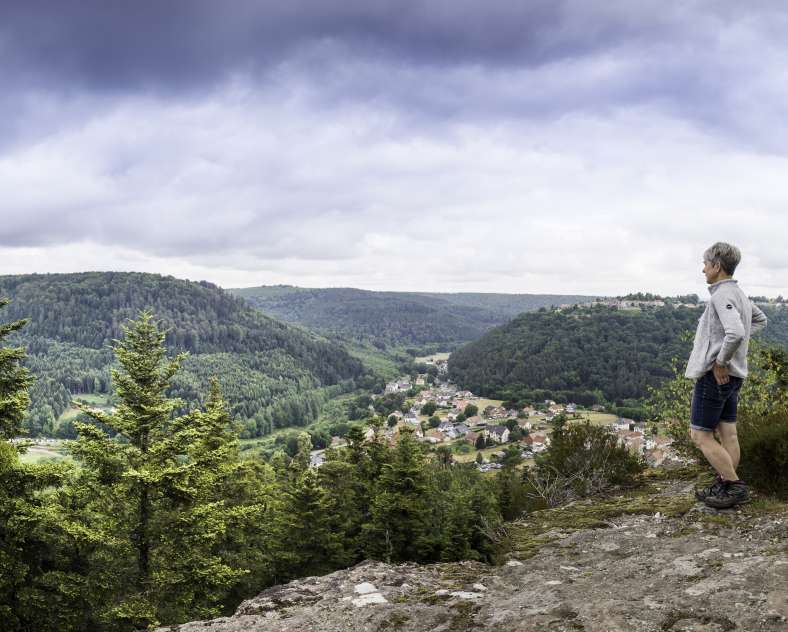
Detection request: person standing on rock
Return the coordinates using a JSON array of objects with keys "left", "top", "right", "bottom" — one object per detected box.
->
[{"left": 685, "top": 242, "right": 768, "bottom": 509}]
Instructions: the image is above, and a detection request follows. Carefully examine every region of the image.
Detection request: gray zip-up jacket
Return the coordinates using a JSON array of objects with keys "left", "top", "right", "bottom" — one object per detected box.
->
[{"left": 685, "top": 279, "right": 768, "bottom": 379}]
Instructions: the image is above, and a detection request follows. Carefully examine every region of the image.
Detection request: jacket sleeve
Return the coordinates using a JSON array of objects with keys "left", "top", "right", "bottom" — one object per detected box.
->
[
  {"left": 710, "top": 292, "right": 745, "bottom": 365},
  {"left": 751, "top": 302, "right": 768, "bottom": 335}
]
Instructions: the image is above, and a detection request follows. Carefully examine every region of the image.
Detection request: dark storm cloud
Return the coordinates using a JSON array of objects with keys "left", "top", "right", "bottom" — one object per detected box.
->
[
  {"left": 4, "top": 1, "right": 786, "bottom": 141},
  {"left": 0, "top": 0, "right": 679, "bottom": 94}
]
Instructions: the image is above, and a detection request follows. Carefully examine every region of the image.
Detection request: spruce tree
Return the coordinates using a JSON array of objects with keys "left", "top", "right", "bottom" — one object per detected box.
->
[
  {"left": 0, "top": 299, "right": 79, "bottom": 632},
  {"left": 279, "top": 468, "right": 342, "bottom": 578},
  {"left": 363, "top": 428, "right": 432, "bottom": 562},
  {"left": 0, "top": 298, "right": 31, "bottom": 441},
  {"left": 154, "top": 379, "right": 253, "bottom": 622},
  {"left": 69, "top": 312, "right": 252, "bottom": 629}
]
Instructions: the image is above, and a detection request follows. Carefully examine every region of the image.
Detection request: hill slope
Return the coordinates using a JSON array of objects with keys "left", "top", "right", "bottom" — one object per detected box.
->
[
  {"left": 0, "top": 273, "right": 364, "bottom": 438},
  {"left": 449, "top": 304, "right": 788, "bottom": 407},
  {"left": 229, "top": 285, "right": 594, "bottom": 346},
  {"left": 450, "top": 305, "right": 700, "bottom": 406}
]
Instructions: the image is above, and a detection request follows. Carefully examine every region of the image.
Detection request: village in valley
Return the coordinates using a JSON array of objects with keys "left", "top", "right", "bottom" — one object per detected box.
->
[{"left": 311, "top": 353, "right": 681, "bottom": 471}]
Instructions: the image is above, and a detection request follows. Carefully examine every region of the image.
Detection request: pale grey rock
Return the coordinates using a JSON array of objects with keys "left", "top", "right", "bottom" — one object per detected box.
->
[
  {"left": 351, "top": 592, "right": 387, "bottom": 607},
  {"left": 662, "top": 557, "right": 704, "bottom": 578}
]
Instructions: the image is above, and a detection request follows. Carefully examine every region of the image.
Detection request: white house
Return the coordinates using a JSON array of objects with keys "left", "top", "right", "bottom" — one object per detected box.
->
[{"left": 487, "top": 425, "right": 510, "bottom": 444}]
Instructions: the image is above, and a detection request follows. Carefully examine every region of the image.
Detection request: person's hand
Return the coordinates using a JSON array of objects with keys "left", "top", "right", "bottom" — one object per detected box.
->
[{"left": 713, "top": 363, "right": 730, "bottom": 385}]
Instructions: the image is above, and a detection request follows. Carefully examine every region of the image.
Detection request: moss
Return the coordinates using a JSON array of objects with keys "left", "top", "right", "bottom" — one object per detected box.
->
[
  {"left": 503, "top": 480, "right": 696, "bottom": 561},
  {"left": 437, "top": 562, "right": 487, "bottom": 587},
  {"left": 405, "top": 585, "right": 441, "bottom": 606},
  {"left": 692, "top": 512, "right": 736, "bottom": 529},
  {"left": 447, "top": 600, "right": 481, "bottom": 631},
  {"left": 743, "top": 497, "right": 788, "bottom": 515},
  {"left": 379, "top": 611, "right": 411, "bottom": 629},
  {"left": 640, "top": 464, "right": 705, "bottom": 482}
]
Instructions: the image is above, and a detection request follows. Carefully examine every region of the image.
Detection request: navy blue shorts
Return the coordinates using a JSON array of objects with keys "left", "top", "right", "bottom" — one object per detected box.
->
[{"left": 690, "top": 370, "right": 743, "bottom": 432}]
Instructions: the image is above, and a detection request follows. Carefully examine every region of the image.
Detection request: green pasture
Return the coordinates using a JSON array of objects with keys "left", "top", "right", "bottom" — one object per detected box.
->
[
  {"left": 18, "top": 441, "right": 73, "bottom": 465},
  {"left": 57, "top": 393, "right": 113, "bottom": 424},
  {"left": 415, "top": 352, "right": 450, "bottom": 364},
  {"left": 568, "top": 411, "right": 618, "bottom": 426}
]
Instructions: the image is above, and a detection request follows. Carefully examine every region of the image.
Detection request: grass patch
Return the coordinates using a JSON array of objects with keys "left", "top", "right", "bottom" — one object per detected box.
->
[
  {"left": 448, "top": 600, "right": 481, "bottom": 631},
  {"left": 58, "top": 393, "right": 113, "bottom": 424},
  {"left": 745, "top": 496, "right": 788, "bottom": 515},
  {"left": 415, "top": 352, "right": 450, "bottom": 364},
  {"left": 19, "top": 442, "right": 72, "bottom": 465},
  {"left": 473, "top": 398, "right": 504, "bottom": 412},
  {"left": 568, "top": 412, "right": 618, "bottom": 426},
  {"left": 379, "top": 611, "right": 411, "bottom": 630}
]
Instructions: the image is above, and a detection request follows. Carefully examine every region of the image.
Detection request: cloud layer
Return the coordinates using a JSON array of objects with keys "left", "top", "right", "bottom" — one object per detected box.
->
[{"left": 1, "top": 1, "right": 786, "bottom": 296}]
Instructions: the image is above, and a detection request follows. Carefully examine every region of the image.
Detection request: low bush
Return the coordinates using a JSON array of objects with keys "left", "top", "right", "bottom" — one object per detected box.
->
[
  {"left": 529, "top": 420, "right": 644, "bottom": 503},
  {"left": 737, "top": 411, "right": 788, "bottom": 499}
]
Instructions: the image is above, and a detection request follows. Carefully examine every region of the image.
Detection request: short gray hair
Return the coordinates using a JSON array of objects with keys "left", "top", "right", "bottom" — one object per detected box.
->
[{"left": 704, "top": 242, "right": 741, "bottom": 275}]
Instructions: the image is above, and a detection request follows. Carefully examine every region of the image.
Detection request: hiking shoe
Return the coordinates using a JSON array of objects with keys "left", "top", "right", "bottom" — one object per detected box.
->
[
  {"left": 704, "top": 481, "right": 750, "bottom": 509},
  {"left": 695, "top": 476, "right": 724, "bottom": 502}
]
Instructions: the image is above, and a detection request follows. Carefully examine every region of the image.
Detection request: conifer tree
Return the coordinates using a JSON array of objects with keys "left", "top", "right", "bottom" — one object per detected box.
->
[
  {"left": 69, "top": 312, "right": 252, "bottom": 629},
  {"left": 363, "top": 428, "right": 432, "bottom": 562},
  {"left": 317, "top": 458, "right": 362, "bottom": 565},
  {"left": 0, "top": 299, "right": 78, "bottom": 632},
  {"left": 0, "top": 298, "right": 31, "bottom": 441},
  {"left": 154, "top": 379, "right": 254, "bottom": 622},
  {"left": 279, "top": 468, "right": 342, "bottom": 578}
]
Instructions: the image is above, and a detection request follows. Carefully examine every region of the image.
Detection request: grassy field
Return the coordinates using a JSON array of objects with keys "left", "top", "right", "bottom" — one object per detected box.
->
[
  {"left": 452, "top": 444, "right": 498, "bottom": 463},
  {"left": 415, "top": 352, "right": 450, "bottom": 363},
  {"left": 57, "top": 393, "right": 113, "bottom": 424},
  {"left": 472, "top": 398, "right": 505, "bottom": 412},
  {"left": 18, "top": 441, "right": 72, "bottom": 465},
  {"left": 567, "top": 412, "right": 618, "bottom": 426},
  {"left": 72, "top": 393, "right": 111, "bottom": 405},
  {"left": 451, "top": 443, "right": 535, "bottom": 467}
]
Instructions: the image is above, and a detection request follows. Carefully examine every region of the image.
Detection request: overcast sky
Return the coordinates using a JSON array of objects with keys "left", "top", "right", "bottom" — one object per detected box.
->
[{"left": 1, "top": 1, "right": 786, "bottom": 297}]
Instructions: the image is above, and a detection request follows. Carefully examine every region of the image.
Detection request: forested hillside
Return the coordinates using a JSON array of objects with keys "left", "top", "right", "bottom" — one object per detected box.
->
[
  {"left": 448, "top": 304, "right": 788, "bottom": 408},
  {"left": 229, "top": 285, "right": 594, "bottom": 345},
  {"left": 0, "top": 273, "right": 365, "bottom": 437}
]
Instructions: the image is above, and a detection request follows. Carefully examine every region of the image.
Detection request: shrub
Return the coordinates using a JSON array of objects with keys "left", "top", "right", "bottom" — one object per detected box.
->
[
  {"left": 737, "top": 411, "right": 788, "bottom": 499},
  {"left": 650, "top": 343, "right": 788, "bottom": 459},
  {"left": 421, "top": 401, "right": 438, "bottom": 416},
  {"left": 534, "top": 420, "right": 644, "bottom": 499}
]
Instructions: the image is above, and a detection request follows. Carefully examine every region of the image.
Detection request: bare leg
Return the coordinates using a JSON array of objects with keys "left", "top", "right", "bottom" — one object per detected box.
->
[
  {"left": 690, "top": 429, "right": 738, "bottom": 481},
  {"left": 716, "top": 423, "right": 740, "bottom": 470}
]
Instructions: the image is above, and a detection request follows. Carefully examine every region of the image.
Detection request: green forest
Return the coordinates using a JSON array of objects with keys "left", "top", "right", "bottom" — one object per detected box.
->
[
  {"left": 448, "top": 304, "right": 788, "bottom": 409},
  {"left": 0, "top": 309, "right": 505, "bottom": 632},
  {"left": 230, "top": 285, "right": 594, "bottom": 345},
  {"left": 0, "top": 273, "right": 366, "bottom": 438}
]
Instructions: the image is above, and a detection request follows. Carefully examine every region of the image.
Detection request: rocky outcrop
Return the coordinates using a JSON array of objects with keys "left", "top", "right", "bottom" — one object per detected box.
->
[{"left": 153, "top": 475, "right": 788, "bottom": 631}]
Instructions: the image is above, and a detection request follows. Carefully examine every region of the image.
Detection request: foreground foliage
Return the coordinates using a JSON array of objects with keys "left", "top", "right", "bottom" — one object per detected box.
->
[
  {"left": 650, "top": 343, "right": 788, "bottom": 497},
  {"left": 1, "top": 311, "right": 500, "bottom": 631}
]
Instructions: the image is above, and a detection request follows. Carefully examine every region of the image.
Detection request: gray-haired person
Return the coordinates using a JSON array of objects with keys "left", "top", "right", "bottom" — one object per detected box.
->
[{"left": 685, "top": 242, "right": 768, "bottom": 508}]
